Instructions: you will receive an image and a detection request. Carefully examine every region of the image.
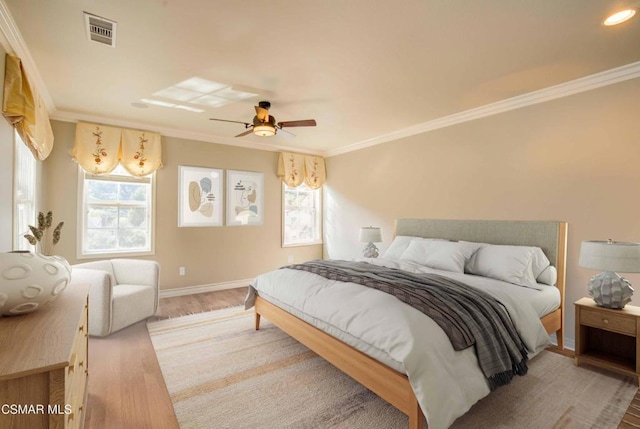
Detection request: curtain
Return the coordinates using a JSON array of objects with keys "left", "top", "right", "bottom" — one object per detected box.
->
[
  {"left": 303, "top": 155, "right": 326, "bottom": 189},
  {"left": 277, "top": 152, "right": 305, "bottom": 187},
  {"left": 72, "top": 122, "right": 162, "bottom": 176},
  {"left": 2, "top": 54, "right": 54, "bottom": 161},
  {"left": 277, "top": 152, "right": 326, "bottom": 189},
  {"left": 121, "top": 129, "right": 163, "bottom": 176}
]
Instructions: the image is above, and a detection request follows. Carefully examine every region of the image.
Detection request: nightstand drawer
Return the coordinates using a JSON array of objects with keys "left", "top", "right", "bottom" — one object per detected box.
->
[{"left": 580, "top": 308, "right": 636, "bottom": 336}]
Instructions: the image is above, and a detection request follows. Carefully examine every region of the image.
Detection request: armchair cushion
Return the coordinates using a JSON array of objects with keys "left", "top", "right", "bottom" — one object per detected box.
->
[{"left": 71, "top": 259, "right": 160, "bottom": 336}]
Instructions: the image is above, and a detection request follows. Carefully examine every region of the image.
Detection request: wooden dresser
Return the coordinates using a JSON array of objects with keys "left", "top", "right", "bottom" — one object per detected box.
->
[{"left": 0, "top": 284, "right": 89, "bottom": 429}]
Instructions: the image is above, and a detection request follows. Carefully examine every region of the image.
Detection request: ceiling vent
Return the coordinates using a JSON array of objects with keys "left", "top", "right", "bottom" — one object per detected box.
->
[{"left": 84, "top": 12, "right": 117, "bottom": 47}]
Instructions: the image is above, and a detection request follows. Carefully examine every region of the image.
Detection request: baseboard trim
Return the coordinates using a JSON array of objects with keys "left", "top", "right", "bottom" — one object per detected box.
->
[
  {"left": 549, "top": 333, "right": 575, "bottom": 351},
  {"left": 563, "top": 338, "right": 575, "bottom": 351},
  {"left": 159, "top": 278, "right": 253, "bottom": 298}
]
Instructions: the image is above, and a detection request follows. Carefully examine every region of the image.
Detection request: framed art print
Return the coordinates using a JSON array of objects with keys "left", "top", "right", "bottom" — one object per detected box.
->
[
  {"left": 226, "top": 170, "right": 264, "bottom": 226},
  {"left": 178, "top": 165, "right": 223, "bottom": 227}
]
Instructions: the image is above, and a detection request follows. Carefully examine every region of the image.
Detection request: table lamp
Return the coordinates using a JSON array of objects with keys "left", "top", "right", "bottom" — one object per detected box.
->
[
  {"left": 360, "top": 227, "right": 382, "bottom": 258},
  {"left": 579, "top": 239, "right": 640, "bottom": 309}
]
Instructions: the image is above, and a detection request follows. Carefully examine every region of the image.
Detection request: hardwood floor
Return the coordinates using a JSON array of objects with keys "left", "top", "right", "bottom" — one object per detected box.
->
[
  {"left": 83, "top": 287, "right": 638, "bottom": 428},
  {"left": 84, "top": 287, "right": 248, "bottom": 429}
]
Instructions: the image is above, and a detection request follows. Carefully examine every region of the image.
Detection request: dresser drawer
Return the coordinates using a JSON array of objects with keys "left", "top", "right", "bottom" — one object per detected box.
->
[
  {"left": 580, "top": 307, "right": 636, "bottom": 336},
  {"left": 66, "top": 303, "right": 89, "bottom": 405}
]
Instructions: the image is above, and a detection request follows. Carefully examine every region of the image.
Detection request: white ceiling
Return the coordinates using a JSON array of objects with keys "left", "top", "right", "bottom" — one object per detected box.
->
[{"left": 2, "top": 0, "right": 640, "bottom": 156}]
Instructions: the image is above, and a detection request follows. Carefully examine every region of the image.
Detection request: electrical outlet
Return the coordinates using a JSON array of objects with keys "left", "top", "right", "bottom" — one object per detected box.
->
[
  {"left": 179, "top": 266, "right": 186, "bottom": 276},
  {"left": 287, "top": 255, "right": 294, "bottom": 264}
]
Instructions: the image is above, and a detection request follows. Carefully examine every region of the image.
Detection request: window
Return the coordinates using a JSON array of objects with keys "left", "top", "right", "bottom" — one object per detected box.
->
[
  {"left": 13, "top": 130, "right": 37, "bottom": 251},
  {"left": 78, "top": 165, "right": 155, "bottom": 258},
  {"left": 282, "top": 183, "right": 322, "bottom": 246}
]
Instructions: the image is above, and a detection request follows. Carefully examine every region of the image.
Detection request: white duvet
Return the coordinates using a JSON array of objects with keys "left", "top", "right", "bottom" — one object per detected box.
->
[{"left": 248, "top": 258, "right": 555, "bottom": 429}]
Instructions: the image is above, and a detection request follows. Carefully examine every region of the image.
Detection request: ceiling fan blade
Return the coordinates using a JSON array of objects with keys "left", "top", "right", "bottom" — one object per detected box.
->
[
  {"left": 276, "top": 127, "right": 295, "bottom": 138},
  {"left": 210, "top": 118, "right": 251, "bottom": 126},
  {"left": 277, "top": 119, "right": 317, "bottom": 128},
  {"left": 235, "top": 127, "right": 254, "bottom": 137},
  {"left": 255, "top": 106, "right": 269, "bottom": 122}
]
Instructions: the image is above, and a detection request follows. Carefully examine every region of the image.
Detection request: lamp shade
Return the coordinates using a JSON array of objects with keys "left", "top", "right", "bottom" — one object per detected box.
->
[
  {"left": 579, "top": 240, "right": 640, "bottom": 273},
  {"left": 359, "top": 227, "right": 382, "bottom": 243}
]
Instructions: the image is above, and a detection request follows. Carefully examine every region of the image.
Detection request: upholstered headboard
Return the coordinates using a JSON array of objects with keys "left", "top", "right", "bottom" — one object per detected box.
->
[
  {"left": 395, "top": 218, "right": 567, "bottom": 270},
  {"left": 394, "top": 218, "right": 569, "bottom": 349}
]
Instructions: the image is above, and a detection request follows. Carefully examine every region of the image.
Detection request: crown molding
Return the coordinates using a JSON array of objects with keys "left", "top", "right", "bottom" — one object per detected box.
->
[
  {"left": 326, "top": 61, "right": 640, "bottom": 157},
  {"left": 0, "top": 0, "right": 55, "bottom": 112},
  {"left": 51, "top": 110, "right": 326, "bottom": 156}
]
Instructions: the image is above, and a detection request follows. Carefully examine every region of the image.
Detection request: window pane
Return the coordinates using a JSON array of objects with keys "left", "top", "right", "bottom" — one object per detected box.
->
[
  {"left": 14, "top": 131, "right": 36, "bottom": 250},
  {"left": 87, "top": 180, "right": 118, "bottom": 201},
  {"left": 119, "top": 207, "right": 148, "bottom": 228},
  {"left": 118, "top": 229, "right": 148, "bottom": 249},
  {"left": 87, "top": 206, "right": 118, "bottom": 228},
  {"left": 283, "top": 183, "right": 321, "bottom": 246},
  {"left": 79, "top": 165, "right": 154, "bottom": 257},
  {"left": 119, "top": 183, "right": 148, "bottom": 201},
  {"left": 85, "top": 229, "right": 118, "bottom": 251}
]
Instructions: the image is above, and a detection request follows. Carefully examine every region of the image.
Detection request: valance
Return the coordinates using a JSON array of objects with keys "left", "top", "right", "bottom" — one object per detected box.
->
[
  {"left": 72, "top": 122, "right": 162, "bottom": 176},
  {"left": 277, "top": 152, "right": 326, "bottom": 189},
  {"left": 2, "top": 54, "right": 54, "bottom": 161}
]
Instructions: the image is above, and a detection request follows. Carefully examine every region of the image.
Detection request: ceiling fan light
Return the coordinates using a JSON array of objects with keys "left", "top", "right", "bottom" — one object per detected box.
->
[
  {"left": 603, "top": 8, "right": 637, "bottom": 26},
  {"left": 253, "top": 123, "right": 276, "bottom": 137}
]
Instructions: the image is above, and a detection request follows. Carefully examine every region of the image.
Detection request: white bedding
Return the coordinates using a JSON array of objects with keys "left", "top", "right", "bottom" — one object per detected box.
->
[{"left": 248, "top": 258, "right": 557, "bottom": 429}]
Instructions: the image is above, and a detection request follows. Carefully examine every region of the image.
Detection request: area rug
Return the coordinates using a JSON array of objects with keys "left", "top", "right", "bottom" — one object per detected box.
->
[{"left": 147, "top": 307, "right": 637, "bottom": 429}]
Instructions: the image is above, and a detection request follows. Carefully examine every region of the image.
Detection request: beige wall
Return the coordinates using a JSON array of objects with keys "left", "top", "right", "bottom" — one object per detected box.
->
[
  {"left": 324, "top": 78, "right": 640, "bottom": 347},
  {"left": 43, "top": 120, "right": 321, "bottom": 291}
]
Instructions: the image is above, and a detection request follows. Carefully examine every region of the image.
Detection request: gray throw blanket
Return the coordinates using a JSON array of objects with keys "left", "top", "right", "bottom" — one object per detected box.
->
[{"left": 284, "top": 260, "right": 528, "bottom": 390}]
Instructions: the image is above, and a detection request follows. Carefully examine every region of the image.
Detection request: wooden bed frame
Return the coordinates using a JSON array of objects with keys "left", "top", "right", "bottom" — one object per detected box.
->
[{"left": 254, "top": 219, "right": 568, "bottom": 428}]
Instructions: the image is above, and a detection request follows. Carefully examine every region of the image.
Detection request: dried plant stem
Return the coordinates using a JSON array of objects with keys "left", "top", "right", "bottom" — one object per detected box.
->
[{"left": 38, "top": 230, "right": 54, "bottom": 256}]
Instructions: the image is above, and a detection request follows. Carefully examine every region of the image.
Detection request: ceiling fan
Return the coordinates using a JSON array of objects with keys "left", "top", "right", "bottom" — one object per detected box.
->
[{"left": 209, "top": 101, "right": 316, "bottom": 137}]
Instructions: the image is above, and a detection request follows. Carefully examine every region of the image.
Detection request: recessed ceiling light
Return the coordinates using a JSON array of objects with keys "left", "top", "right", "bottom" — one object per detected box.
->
[{"left": 603, "top": 8, "right": 637, "bottom": 26}]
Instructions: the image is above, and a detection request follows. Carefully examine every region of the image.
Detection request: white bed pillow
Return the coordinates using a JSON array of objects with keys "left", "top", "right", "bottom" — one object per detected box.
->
[
  {"left": 536, "top": 265, "right": 557, "bottom": 286},
  {"left": 400, "top": 240, "right": 479, "bottom": 273},
  {"left": 530, "top": 247, "right": 551, "bottom": 279},
  {"left": 382, "top": 236, "right": 448, "bottom": 260},
  {"left": 382, "top": 236, "right": 416, "bottom": 260},
  {"left": 463, "top": 242, "right": 550, "bottom": 289}
]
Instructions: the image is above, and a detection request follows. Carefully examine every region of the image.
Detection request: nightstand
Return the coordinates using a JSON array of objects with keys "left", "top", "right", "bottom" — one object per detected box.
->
[{"left": 575, "top": 297, "right": 640, "bottom": 385}]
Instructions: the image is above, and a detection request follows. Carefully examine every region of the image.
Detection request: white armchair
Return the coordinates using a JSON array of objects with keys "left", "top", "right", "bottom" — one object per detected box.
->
[{"left": 70, "top": 259, "right": 160, "bottom": 337}]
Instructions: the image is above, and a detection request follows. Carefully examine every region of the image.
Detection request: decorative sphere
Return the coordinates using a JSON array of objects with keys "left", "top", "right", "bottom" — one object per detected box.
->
[{"left": 0, "top": 251, "right": 71, "bottom": 316}]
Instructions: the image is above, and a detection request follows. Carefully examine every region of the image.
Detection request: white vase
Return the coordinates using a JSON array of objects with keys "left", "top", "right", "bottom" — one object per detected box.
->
[{"left": 0, "top": 251, "right": 71, "bottom": 316}]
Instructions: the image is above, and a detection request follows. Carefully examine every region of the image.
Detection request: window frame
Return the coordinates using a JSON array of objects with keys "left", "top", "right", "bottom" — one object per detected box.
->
[
  {"left": 76, "top": 165, "right": 156, "bottom": 259},
  {"left": 281, "top": 182, "right": 322, "bottom": 248},
  {"left": 13, "top": 130, "right": 37, "bottom": 251}
]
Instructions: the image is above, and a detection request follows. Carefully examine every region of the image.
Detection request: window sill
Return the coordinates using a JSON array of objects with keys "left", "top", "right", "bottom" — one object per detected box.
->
[
  {"left": 76, "top": 249, "right": 156, "bottom": 260},
  {"left": 282, "top": 241, "right": 323, "bottom": 248}
]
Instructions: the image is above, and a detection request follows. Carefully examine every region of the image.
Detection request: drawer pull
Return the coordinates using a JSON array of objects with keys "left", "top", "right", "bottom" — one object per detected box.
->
[
  {"left": 79, "top": 360, "right": 84, "bottom": 368},
  {"left": 603, "top": 318, "right": 609, "bottom": 324},
  {"left": 79, "top": 325, "right": 85, "bottom": 332}
]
